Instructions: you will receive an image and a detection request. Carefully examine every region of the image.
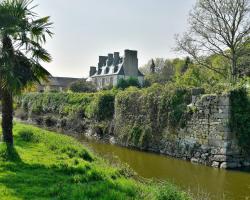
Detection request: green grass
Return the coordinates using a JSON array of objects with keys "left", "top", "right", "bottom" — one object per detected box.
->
[{"left": 0, "top": 123, "right": 191, "bottom": 200}]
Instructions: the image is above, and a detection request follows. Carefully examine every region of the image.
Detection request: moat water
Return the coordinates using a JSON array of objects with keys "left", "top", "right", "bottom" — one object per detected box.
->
[{"left": 78, "top": 137, "right": 250, "bottom": 200}]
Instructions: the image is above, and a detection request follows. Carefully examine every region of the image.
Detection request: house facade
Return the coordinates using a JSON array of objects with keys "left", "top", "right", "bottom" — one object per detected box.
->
[{"left": 87, "top": 50, "right": 144, "bottom": 90}]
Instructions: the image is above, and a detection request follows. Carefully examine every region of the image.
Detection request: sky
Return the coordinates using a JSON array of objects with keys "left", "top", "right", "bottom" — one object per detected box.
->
[{"left": 34, "top": 0, "right": 196, "bottom": 78}]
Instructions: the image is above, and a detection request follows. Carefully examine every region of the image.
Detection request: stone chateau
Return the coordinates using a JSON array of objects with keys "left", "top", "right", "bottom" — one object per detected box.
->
[{"left": 87, "top": 50, "right": 144, "bottom": 89}]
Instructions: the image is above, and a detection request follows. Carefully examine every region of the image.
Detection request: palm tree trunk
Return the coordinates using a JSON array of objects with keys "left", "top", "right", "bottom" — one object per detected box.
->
[{"left": 1, "top": 90, "right": 13, "bottom": 146}]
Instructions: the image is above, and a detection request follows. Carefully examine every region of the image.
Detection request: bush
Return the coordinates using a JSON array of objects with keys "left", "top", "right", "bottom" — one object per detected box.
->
[
  {"left": 16, "top": 90, "right": 117, "bottom": 123},
  {"left": 116, "top": 79, "right": 129, "bottom": 90},
  {"left": 86, "top": 91, "right": 115, "bottom": 121},
  {"left": 116, "top": 77, "right": 140, "bottom": 90},
  {"left": 69, "top": 80, "right": 96, "bottom": 93}
]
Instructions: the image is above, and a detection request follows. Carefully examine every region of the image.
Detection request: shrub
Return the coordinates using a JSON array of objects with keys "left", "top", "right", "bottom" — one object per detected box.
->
[
  {"left": 116, "top": 77, "right": 140, "bottom": 90},
  {"left": 16, "top": 91, "right": 115, "bottom": 122},
  {"left": 86, "top": 91, "right": 115, "bottom": 121},
  {"left": 116, "top": 79, "right": 129, "bottom": 90},
  {"left": 69, "top": 80, "right": 96, "bottom": 93}
]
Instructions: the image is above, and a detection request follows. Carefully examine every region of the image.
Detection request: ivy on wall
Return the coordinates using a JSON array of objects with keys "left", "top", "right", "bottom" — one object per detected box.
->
[
  {"left": 114, "top": 84, "right": 192, "bottom": 148},
  {"left": 230, "top": 88, "right": 250, "bottom": 154}
]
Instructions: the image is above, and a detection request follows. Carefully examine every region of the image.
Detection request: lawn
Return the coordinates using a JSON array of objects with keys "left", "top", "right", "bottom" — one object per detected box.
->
[{"left": 0, "top": 122, "right": 190, "bottom": 200}]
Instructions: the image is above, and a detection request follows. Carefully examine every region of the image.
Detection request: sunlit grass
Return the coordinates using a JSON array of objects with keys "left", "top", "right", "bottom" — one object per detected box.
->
[{"left": 0, "top": 122, "right": 191, "bottom": 200}]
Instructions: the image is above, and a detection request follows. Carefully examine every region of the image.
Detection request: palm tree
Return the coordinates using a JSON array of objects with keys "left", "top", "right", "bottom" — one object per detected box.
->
[{"left": 0, "top": 0, "right": 53, "bottom": 146}]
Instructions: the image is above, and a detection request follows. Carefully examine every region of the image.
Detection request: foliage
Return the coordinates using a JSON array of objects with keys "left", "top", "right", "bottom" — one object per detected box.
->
[
  {"left": 0, "top": 0, "right": 52, "bottom": 93},
  {"left": 230, "top": 88, "right": 250, "bottom": 154},
  {"left": 116, "top": 77, "right": 141, "bottom": 90},
  {"left": 69, "top": 80, "right": 96, "bottom": 93},
  {"left": 0, "top": 0, "right": 53, "bottom": 145},
  {"left": 156, "top": 183, "right": 191, "bottom": 200},
  {"left": 16, "top": 90, "right": 117, "bottom": 122},
  {"left": 115, "top": 84, "right": 192, "bottom": 148},
  {"left": 141, "top": 58, "right": 188, "bottom": 86},
  {"left": 174, "top": 63, "right": 226, "bottom": 92},
  {"left": 0, "top": 122, "right": 190, "bottom": 200},
  {"left": 116, "top": 79, "right": 129, "bottom": 90},
  {"left": 85, "top": 91, "right": 116, "bottom": 121},
  {"left": 150, "top": 59, "right": 156, "bottom": 73},
  {"left": 176, "top": 0, "right": 250, "bottom": 81}
]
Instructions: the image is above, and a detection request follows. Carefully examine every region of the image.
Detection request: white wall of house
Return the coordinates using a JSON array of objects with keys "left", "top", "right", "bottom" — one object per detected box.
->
[{"left": 94, "top": 75, "right": 144, "bottom": 90}]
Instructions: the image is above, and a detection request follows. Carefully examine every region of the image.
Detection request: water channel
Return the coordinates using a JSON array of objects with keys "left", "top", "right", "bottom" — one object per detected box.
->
[{"left": 78, "top": 136, "right": 250, "bottom": 200}]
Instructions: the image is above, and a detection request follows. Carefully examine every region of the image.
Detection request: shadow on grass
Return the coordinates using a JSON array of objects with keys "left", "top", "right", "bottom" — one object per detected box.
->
[{"left": 0, "top": 143, "right": 21, "bottom": 162}]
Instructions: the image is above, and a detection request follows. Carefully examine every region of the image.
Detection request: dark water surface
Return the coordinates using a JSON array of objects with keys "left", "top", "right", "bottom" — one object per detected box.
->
[{"left": 78, "top": 137, "right": 250, "bottom": 200}]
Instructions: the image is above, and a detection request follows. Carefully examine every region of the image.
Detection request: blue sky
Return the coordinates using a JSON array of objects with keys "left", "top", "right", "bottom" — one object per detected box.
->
[{"left": 34, "top": 0, "right": 196, "bottom": 78}]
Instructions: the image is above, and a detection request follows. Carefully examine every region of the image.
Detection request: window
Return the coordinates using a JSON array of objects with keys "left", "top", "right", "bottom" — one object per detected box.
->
[{"left": 110, "top": 77, "right": 114, "bottom": 84}]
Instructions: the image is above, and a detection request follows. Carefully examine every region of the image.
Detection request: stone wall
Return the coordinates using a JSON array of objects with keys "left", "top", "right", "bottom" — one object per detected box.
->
[
  {"left": 15, "top": 90, "right": 250, "bottom": 169},
  {"left": 113, "top": 91, "right": 250, "bottom": 169},
  {"left": 159, "top": 94, "right": 249, "bottom": 169}
]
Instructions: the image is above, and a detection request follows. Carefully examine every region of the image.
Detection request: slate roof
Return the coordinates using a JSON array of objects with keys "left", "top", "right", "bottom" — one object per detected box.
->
[
  {"left": 91, "top": 64, "right": 144, "bottom": 77},
  {"left": 41, "top": 76, "right": 83, "bottom": 87}
]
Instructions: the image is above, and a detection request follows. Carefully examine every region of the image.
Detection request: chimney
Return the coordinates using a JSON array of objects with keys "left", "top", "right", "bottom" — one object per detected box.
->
[
  {"left": 107, "top": 53, "right": 114, "bottom": 66},
  {"left": 123, "top": 50, "right": 138, "bottom": 77},
  {"left": 98, "top": 56, "right": 108, "bottom": 69},
  {"left": 113, "top": 52, "right": 120, "bottom": 66},
  {"left": 89, "top": 66, "right": 97, "bottom": 77}
]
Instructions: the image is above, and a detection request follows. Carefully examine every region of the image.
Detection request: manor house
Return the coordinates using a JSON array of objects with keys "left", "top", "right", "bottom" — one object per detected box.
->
[{"left": 88, "top": 50, "right": 144, "bottom": 89}]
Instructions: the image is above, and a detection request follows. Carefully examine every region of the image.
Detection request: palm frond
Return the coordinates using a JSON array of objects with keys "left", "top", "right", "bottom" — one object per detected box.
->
[{"left": 0, "top": 0, "right": 53, "bottom": 93}]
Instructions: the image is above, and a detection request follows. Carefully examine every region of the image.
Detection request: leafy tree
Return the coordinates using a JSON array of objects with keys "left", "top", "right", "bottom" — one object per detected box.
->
[
  {"left": 142, "top": 58, "right": 182, "bottom": 86},
  {"left": 69, "top": 80, "right": 96, "bottom": 93},
  {"left": 0, "top": 0, "right": 52, "bottom": 145},
  {"left": 176, "top": 0, "right": 250, "bottom": 82}
]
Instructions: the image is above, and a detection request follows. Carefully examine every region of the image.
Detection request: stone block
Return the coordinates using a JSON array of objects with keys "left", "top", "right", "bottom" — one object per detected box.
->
[
  {"left": 213, "top": 155, "right": 227, "bottom": 162},
  {"left": 220, "top": 162, "right": 240, "bottom": 169},
  {"left": 218, "top": 96, "right": 230, "bottom": 106},
  {"left": 201, "top": 153, "right": 209, "bottom": 160},
  {"left": 191, "top": 158, "right": 199, "bottom": 164},
  {"left": 194, "top": 152, "right": 201, "bottom": 158},
  {"left": 212, "top": 161, "right": 220, "bottom": 168},
  {"left": 208, "top": 139, "right": 223, "bottom": 147}
]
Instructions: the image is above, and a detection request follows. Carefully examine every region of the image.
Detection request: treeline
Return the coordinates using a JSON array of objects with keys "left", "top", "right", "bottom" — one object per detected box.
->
[{"left": 140, "top": 54, "right": 250, "bottom": 92}]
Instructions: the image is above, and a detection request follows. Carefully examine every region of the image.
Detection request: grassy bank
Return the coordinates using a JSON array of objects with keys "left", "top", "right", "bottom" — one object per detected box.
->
[{"left": 0, "top": 123, "right": 190, "bottom": 200}]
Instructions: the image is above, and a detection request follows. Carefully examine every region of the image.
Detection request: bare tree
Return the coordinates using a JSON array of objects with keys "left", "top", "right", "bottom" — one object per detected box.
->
[{"left": 176, "top": 0, "right": 250, "bottom": 81}]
